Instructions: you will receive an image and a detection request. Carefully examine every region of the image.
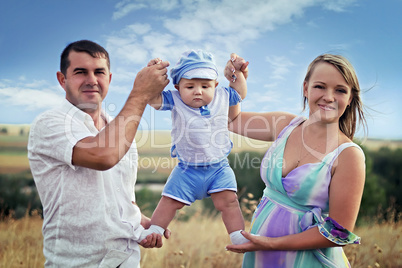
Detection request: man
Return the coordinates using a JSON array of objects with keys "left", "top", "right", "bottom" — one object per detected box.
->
[{"left": 28, "top": 40, "right": 170, "bottom": 267}]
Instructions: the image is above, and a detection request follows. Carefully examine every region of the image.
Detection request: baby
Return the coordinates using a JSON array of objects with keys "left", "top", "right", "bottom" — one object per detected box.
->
[{"left": 140, "top": 50, "right": 249, "bottom": 245}]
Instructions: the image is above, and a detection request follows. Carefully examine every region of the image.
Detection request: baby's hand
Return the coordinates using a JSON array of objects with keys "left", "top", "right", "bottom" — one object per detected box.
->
[{"left": 147, "top": 58, "right": 163, "bottom": 67}]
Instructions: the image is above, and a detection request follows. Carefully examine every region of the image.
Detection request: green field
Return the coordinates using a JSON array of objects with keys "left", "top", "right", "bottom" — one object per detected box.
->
[
  {"left": 1, "top": 123, "right": 401, "bottom": 175},
  {"left": 0, "top": 133, "right": 30, "bottom": 174},
  {"left": 0, "top": 124, "right": 272, "bottom": 176}
]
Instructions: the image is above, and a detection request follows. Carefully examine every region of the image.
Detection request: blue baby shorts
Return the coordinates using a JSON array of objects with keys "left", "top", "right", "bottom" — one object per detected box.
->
[{"left": 162, "top": 159, "right": 237, "bottom": 205}]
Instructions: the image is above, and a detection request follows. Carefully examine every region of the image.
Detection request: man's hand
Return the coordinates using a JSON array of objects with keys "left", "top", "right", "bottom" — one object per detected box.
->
[
  {"left": 139, "top": 212, "right": 171, "bottom": 248},
  {"left": 139, "top": 233, "right": 163, "bottom": 248},
  {"left": 130, "top": 60, "right": 170, "bottom": 103},
  {"left": 147, "top": 58, "right": 162, "bottom": 67}
]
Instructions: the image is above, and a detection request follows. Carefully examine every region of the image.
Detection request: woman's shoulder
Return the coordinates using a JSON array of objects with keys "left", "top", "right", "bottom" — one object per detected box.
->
[
  {"left": 338, "top": 142, "right": 365, "bottom": 162},
  {"left": 332, "top": 131, "right": 364, "bottom": 158},
  {"left": 331, "top": 140, "right": 365, "bottom": 176},
  {"left": 337, "top": 133, "right": 364, "bottom": 156}
]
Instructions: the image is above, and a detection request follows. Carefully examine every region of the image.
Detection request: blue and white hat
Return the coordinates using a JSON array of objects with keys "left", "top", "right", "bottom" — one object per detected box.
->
[{"left": 170, "top": 50, "right": 218, "bottom": 85}]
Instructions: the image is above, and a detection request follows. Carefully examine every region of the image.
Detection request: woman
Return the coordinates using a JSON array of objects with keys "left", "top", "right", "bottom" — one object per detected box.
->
[{"left": 225, "top": 54, "right": 367, "bottom": 267}]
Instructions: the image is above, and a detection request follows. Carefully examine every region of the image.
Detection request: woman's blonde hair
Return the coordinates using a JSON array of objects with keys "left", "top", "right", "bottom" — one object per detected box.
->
[{"left": 303, "top": 54, "right": 367, "bottom": 140}]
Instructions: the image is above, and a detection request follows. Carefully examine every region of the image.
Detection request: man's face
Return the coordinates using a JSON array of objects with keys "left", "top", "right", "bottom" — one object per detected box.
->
[{"left": 57, "top": 51, "right": 111, "bottom": 112}]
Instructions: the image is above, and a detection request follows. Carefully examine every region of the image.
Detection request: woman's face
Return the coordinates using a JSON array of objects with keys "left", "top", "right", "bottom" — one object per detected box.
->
[{"left": 303, "top": 62, "right": 352, "bottom": 124}]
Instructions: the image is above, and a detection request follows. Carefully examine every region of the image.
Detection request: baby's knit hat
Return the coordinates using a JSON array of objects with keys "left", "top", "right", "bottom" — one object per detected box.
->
[{"left": 170, "top": 50, "right": 218, "bottom": 85}]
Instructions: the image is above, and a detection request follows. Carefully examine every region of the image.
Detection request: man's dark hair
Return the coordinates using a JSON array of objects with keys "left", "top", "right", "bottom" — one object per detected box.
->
[{"left": 60, "top": 40, "right": 110, "bottom": 75}]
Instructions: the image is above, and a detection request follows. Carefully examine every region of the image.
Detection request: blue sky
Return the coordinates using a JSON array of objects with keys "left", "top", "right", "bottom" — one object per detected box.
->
[{"left": 1, "top": 0, "right": 401, "bottom": 139}]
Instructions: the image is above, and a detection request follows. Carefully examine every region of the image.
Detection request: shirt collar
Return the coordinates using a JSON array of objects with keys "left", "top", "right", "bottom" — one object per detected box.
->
[{"left": 60, "top": 99, "right": 110, "bottom": 130}]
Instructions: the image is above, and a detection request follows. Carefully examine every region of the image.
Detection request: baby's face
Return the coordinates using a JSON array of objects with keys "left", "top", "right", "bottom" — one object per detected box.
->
[{"left": 176, "top": 78, "right": 218, "bottom": 108}]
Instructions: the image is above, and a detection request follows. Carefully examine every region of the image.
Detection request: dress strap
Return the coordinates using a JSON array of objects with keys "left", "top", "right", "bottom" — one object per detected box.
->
[
  {"left": 324, "top": 142, "right": 365, "bottom": 167},
  {"left": 277, "top": 116, "right": 306, "bottom": 140}
]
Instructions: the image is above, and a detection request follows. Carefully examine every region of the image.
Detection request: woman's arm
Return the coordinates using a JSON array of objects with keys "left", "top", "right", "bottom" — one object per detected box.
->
[
  {"left": 223, "top": 54, "right": 296, "bottom": 141},
  {"left": 229, "top": 110, "right": 296, "bottom": 142},
  {"left": 328, "top": 146, "right": 366, "bottom": 231},
  {"left": 226, "top": 226, "right": 337, "bottom": 253}
]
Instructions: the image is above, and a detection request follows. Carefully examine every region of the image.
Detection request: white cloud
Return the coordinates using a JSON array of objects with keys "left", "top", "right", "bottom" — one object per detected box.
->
[
  {"left": 0, "top": 80, "right": 64, "bottom": 111},
  {"left": 113, "top": 0, "right": 179, "bottom": 20},
  {"left": 113, "top": 2, "right": 147, "bottom": 20},
  {"left": 107, "top": 0, "right": 357, "bottom": 69},
  {"left": 105, "top": 0, "right": 360, "bottom": 120},
  {"left": 110, "top": 68, "right": 137, "bottom": 85},
  {"left": 241, "top": 88, "right": 284, "bottom": 112},
  {"left": 265, "top": 56, "right": 295, "bottom": 81},
  {"left": 153, "top": 0, "right": 179, "bottom": 11},
  {"left": 322, "top": 0, "right": 358, "bottom": 12},
  {"left": 106, "top": 23, "right": 178, "bottom": 66},
  {"left": 106, "top": 35, "right": 150, "bottom": 65},
  {"left": 124, "top": 23, "right": 152, "bottom": 36},
  {"left": 161, "top": 0, "right": 319, "bottom": 42},
  {"left": 25, "top": 80, "right": 53, "bottom": 89}
]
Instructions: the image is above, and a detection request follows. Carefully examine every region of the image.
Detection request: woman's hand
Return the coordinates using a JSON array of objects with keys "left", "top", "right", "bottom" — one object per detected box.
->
[
  {"left": 226, "top": 231, "right": 272, "bottom": 253},
  {"left": 224, "top": 53, "right": 249, "bottom": 82}
]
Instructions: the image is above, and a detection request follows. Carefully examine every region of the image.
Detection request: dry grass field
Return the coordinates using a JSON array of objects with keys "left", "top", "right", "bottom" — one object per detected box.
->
[{"left": 0, "top": 209, "right": 401, "bottom": 268}]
